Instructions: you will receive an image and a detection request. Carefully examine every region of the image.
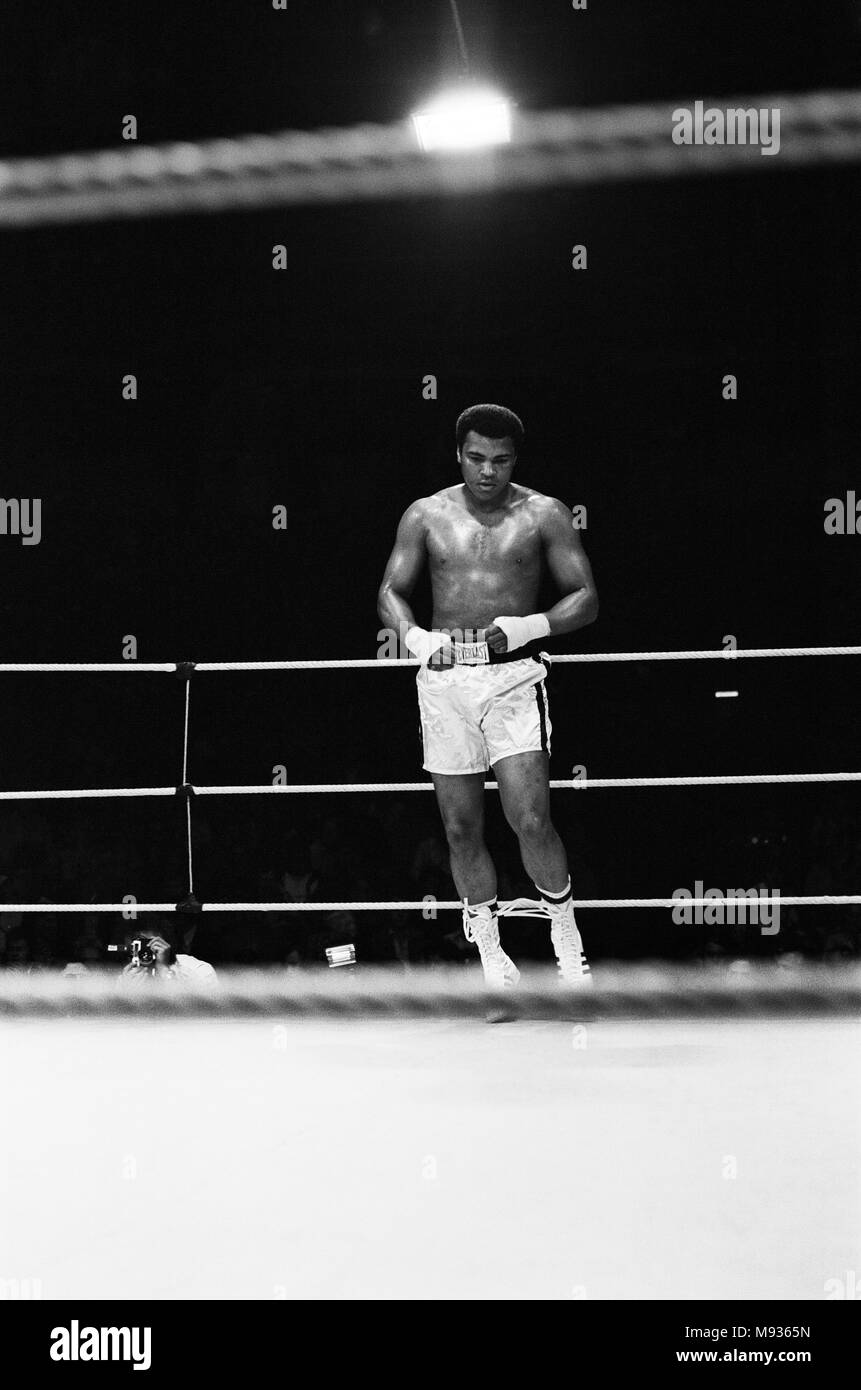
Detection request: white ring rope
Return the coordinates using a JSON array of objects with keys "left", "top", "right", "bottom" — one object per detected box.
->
[
  {"left": 1, "top": 645, "right": 860, "bottom": 673},
  {"left": 195, "top": 645, "right": 861, "bottom": 669},
  {"left": 181, "top": 681, "right": 191, "bottom": 784},
  {"left": 0, "top": 89, "right": 859, "bottom": 229},
  {"left": 196, "top": 772, "right": 861, "bottom": 794},
  {"left": 559, "top": 773, "right": 861, "bottom": 788},
  {"left": 0, "top": 897, "right": 858, "bottom": 914},
  {"left": 551, "top": 645, "right": 861, "bottom": 663},
  {"left": 1, "top": 771, "right": 858, "bottom": 801},
  {"left": 2, "top": 965, "right": 859, "bottom": 1020},
  {"left": 0, "top": 663, "right": 176, "bottom": 673},
  {"left": 181, "top": 679, "right": 195, "bottom": 894},
  {"left": 197, "top": 644, "right": 861, "bottom": 672},
  {"left": 206, "top": 897, "right": 861, "bottom": 912},
  {"left": 0, "top": 787, "right": 175, "bottom": 801}
]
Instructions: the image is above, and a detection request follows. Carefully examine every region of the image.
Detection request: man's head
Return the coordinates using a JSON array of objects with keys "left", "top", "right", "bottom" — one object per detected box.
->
[{"left": 455, "top": 403, "right": 523, "bottom": 504}]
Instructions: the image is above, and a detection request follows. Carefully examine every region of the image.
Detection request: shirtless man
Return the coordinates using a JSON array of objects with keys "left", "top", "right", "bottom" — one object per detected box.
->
[{"left": 377, "top": 403, "right": 599, "bottom": 990}]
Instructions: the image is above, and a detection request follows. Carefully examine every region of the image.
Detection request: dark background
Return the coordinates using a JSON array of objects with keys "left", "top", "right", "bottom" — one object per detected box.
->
[{"left": 0, "top": 0, "right": 859, "bottom": 962}]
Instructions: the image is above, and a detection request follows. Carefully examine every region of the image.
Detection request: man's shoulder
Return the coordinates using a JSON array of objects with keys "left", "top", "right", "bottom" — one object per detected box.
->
[
  {"left": 404, "top": 488, "right": 460, "bottom": 521},
  {"left": 514, "top": 485, "right": 563, "bottom": 508},
  {"left": 512, "top": 486, "right": 568, "bottom": 520},
  {"left": 425, "top": 486, "right": 461, "bottom": 508}
]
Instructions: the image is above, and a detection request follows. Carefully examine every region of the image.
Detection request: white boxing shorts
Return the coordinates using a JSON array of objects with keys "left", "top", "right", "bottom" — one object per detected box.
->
[{"left": 416, "top": 648, "right": 551, "bottom": 775}]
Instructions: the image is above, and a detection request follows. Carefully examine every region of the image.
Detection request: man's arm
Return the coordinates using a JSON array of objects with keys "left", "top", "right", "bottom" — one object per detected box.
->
[
  {"left": 539, "top": 498, "right": 598, "bottom": 636},
  {"left": 379, "top": 502, "right": 454, "bottom": 664},
  {"left": 376, "top": 501, "right": 428, "bottom": 640}
]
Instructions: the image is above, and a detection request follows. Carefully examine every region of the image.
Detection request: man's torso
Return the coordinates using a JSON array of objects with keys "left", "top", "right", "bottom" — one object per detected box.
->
[{"left": 423, "top": 483, "right": 547, "bottom": 633}]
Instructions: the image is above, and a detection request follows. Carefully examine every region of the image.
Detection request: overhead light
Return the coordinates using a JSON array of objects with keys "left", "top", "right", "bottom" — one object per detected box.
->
[{"left": 411, "top": 86, "right": 512, "bottom": 152}]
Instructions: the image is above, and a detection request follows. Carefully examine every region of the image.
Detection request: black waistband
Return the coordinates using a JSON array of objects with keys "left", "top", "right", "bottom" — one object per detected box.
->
[
  {"left": 487, "top": 638, "right": 545, "bottom": 665},
  {"left": 426, "top": 635, "right": 547, "bottom": 668},
  {"left": 436, "top": 639, "right": 544, "bottom": 666}
]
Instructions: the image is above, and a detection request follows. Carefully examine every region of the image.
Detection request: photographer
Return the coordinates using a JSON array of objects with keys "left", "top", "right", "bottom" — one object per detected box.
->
[{"left": 116, "top": 924, "right": 218, "bottom": 990}]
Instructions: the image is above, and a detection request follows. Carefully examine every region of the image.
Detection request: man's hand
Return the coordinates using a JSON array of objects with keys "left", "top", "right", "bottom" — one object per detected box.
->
[
  {"left": 482, "top": 624, "right": 508, "bottom": 654},
  {"left": 490, "top": 614, "right": 551, "bottom": 652},
  {"left": 406, "top": 625, "right": 453, "bottom": 668},
  {"left": 429, "top": 627, "right": 511, "bottom": 658},
  {"left": 427, "top": 642, "right": 456, "bottom": 669},
  {"left": 146, "top": 935, "right": 173, "bottom": 967}
]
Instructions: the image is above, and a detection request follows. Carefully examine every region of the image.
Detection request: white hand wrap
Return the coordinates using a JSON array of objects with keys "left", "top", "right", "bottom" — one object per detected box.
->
[
  {"left": 405, "top": 625, "right": 453, "bottom": 665},
  {"left": 492, "top": 613, "right": 551, "bottom": 653}
]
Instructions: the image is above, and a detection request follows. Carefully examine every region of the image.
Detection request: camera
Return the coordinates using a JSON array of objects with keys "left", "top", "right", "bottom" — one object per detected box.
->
[{"left": 107, "top": 938, "right": 157, "bottom": 968}]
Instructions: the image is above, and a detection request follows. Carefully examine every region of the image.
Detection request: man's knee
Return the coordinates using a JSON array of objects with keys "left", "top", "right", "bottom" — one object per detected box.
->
[
  {"left": 512, "top": 806, "right": 553, "bottom": 845},
  {"left": 442, "top": 815, "right": 484, "bottom": 854}
]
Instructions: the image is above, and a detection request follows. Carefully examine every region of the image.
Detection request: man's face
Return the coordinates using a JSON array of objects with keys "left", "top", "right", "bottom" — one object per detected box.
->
[
  {"left": 458, "top": 431, "right": 516, "bottom": 503},
  {"left": 125, "top": 928, "right": 155, "bottom": 949}
]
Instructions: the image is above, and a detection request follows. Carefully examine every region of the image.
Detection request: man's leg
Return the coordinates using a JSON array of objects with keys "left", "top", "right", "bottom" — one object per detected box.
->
[
  {"left": 429, "top": 771, "right": 495, "bottom": 902},
  {"left": 430, "top": 771, "right": 519, "bottom": 993},
  {"left": 494, "top": 751, "right": 591, "bottom": 984},
  {"left": 492, "top": 751, "right": 568, "bottom": 891}
]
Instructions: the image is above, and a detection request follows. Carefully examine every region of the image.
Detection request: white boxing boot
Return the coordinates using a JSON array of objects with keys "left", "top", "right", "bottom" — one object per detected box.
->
[
  {"left": 539, "top": 880, "right": 593, "bottom": 986},
  {"left": 463, "top": 899, "right": 520, "bottom": 991}
]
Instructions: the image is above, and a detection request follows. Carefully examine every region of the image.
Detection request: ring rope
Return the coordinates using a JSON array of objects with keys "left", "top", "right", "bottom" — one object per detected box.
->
[
  {"left": 1, "top": 771, "right": 858, "bottom": 801},
  {"left": 196, "top": 772, "right": 861, "bottom": 793},
  {"left": 0, "top": 663, "right": 176, "bottom": 673},
  {"left": 1, "top": 896, "right": 858, "bottom": 914},
  {"left": 180, "top": 677, "right": 195, "bottom": 895},
  {"left": 0, "top": 787, "right": 176, "bottom": 800},
  {"left": 1, "top": 645, "right": 860, "bottom": 673},
  {"left": 550, "top": 645, "right": 861, "bottom": 664},
  {"left": 0, "top": 89, "right": 859, "bottom": 229},
  {"left": 194, "top": 645, "right": 861, "bottom": 670},
  {"left": 0, "top": 967, "right": 859, "bottom": 1020}
]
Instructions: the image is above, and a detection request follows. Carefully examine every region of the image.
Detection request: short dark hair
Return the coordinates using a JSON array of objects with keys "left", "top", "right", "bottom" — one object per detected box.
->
[{"left": 456, "top": 403, "right": 524, "bottom": 453}]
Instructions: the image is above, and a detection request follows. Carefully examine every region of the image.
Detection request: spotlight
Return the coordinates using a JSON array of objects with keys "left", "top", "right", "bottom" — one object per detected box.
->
[{"left": 411, "top": 85, "right": 512, "bottom": 152}]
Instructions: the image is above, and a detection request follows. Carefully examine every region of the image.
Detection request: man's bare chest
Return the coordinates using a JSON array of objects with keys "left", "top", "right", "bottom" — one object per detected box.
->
[{"left": 427, "top": 515, "right": 541, "bottom": 569}]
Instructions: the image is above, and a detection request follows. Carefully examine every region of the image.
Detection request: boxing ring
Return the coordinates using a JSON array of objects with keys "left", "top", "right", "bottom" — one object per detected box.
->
[
  {"left": 1, "top": 645, "right": 859, "bottom": 1299},
  {"left": 2, "top": 88, "right": 860, "bottom": 1300}
]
